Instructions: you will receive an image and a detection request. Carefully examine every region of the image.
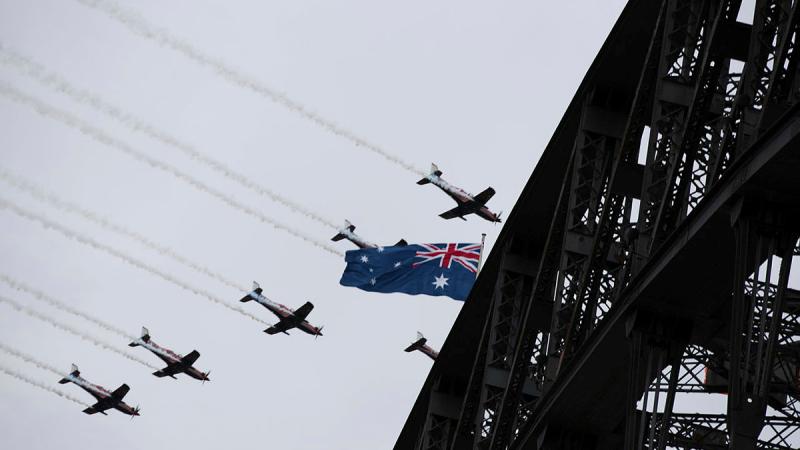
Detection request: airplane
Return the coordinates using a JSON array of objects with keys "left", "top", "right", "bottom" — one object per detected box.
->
[
  {"left": 58, "top": 364, "right": 140, "bottom": 416},
  {"left": 128, "top": 327, "right": 210, "bottom": 382},
  {"left": 417, "top": 163, "right": 502, "bottom": 223},
  {"left": 404, "top": 332, "right": 439, "bottom": 361},
  {"left": 239, "top": 282, "right": 323, "bottom": 337},
  {"left": 331, "top": 219, "right": 408, "bottom": 249}
]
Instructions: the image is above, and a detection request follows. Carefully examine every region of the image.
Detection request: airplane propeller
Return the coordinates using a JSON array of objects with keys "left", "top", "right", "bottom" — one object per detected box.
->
[
  {"left": 130, "top": 405, "right": 141, "bottom": 420},
  {"left": 315, "top": 326, "right": 324, "bottom": 340},
  {"left": 202, "top": 371, "right": 211, "bottom": 384}
]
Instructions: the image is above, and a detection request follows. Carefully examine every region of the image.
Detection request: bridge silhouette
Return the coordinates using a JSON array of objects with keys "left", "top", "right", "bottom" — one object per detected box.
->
[{"left": 396, "top": 1, "right": 800, "bottom": 448}]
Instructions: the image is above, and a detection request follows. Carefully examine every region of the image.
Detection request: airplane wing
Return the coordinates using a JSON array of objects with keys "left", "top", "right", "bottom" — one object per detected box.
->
[
  {"left": 439, "top": 205, "right": 471, "bottom": 220},
  {"left": 404, "top": 337, "right": 427, "bottom": 352},
  {"left": 472, "top": 187, "right": 496, "bottom": 206},
  {"left": 181, "top": 350, "right": 200, "bottom": 366},
  {"left": 153, "top": 366, "right": 180, "bottom": 378},
  {"left": 292, "top": 302, "right": 314, "bottom": 321},
  {"left": 83, "top": 401, "right": 111, "bottom": 415},
  {"left": 111, "top": 384, "right": 130, "bottom": 400},
  {"left": 264, "top": 320, "right": 293, "bottom": 335}
]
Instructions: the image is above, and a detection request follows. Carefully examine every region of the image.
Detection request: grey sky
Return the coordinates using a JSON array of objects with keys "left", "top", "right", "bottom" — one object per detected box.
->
[{"left": 0, "top": 2, "right": 635, "bottom": 449}]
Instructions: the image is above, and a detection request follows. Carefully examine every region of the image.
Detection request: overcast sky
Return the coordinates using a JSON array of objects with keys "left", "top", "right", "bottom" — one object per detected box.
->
[{"left": 5, "top": 2, "right": 788, "bottom": 449}]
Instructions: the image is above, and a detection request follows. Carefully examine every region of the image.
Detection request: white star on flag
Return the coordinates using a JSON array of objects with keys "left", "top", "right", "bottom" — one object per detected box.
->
[
  {"left": 394, "top": 261, "right": 402, "bottom": 268},
  {"left": 432, "top": 274, "right": 449, "bottom": 289},
  {"left": 370, "top": 277, "right": 377, "bottom": 285},
  {"left": 360, "top": 255, "right": 369, "bottom": 263}
]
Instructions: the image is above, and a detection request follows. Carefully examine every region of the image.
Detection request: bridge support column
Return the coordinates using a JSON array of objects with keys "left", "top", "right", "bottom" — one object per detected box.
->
[
  {"left": 623, "top": 312, "right": 688, "bottom": 450},
  {"left": 419, "top": 378, "right": 463, "bottom": 450},
  {"left": 727, "top": 201, "right": 798, "bottom": 449}
]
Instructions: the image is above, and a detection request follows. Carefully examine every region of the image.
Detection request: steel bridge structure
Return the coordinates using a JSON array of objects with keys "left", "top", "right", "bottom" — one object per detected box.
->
[{"left": 395, "top": 1, "right": 800, "bottom": 449}]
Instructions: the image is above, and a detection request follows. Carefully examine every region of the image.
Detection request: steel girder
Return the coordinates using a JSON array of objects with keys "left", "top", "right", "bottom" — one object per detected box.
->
[
  {"left": 661, "top": 414, "right": 798, "bottom": 449},
  {"left": 710, "top": 0, "right": 797, "bottom": 185},
  {"left": 445, "top": 250, "right": 536, "bottom": 450},
  {"left": 727, "top": 205, "right": 798, "bottom": 449},
  {"left": 638, "top": 0, "right": 742, "bottom": 260}
]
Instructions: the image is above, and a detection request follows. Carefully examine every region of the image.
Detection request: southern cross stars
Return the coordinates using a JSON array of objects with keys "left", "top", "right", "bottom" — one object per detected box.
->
[
  {"left": 432, "top": 274, "right": 449, "bottom": 290},
  {"left": 394, "top": 261, "right": 402, "bottom": 268},
  {"left": 360, "top": 255, "right": 369, "bottom": 263}
]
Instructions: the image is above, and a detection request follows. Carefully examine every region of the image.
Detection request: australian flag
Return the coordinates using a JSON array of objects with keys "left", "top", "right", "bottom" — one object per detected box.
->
[{"left": 339, "top": 243, "right": 482, "bottom": 301}]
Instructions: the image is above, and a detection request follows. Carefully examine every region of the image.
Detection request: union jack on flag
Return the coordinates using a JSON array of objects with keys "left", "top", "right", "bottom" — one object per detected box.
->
[
  {"left": 412, "top": 243, "right": 482, "bottom": 274},
  {"left": 340, "top": 242, "right": 483, "bottom": 301}
]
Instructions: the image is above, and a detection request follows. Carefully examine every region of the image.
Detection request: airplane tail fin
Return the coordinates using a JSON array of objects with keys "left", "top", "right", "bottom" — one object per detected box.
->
[
  {"left": 59, "top": 364, "right": 79, "bottom": 384},
  {"left": 332, "top": 220, "right": 356, "bottom": 241},
  {"left": 417, "top": 163, "right": 442, "bottom": 185},
  {"left": 240, "top": 282, "right": 262, "bottom": 302},
  {"left": 129, "top": 327, "right": 150, "bottom": 346},
  {"left": 404, "top": 332, "right": 427, "bottom": 352}
]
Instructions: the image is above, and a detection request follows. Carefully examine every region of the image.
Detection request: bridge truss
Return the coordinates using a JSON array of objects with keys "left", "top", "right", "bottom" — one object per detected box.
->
[{"left": 396, "top": 1, "right": 800, "bottom": 449}]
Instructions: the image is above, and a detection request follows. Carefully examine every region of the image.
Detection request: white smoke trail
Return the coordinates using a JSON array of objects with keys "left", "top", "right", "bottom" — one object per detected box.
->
[
  {"left": 0, "top": 295, "right": 157, "bottom": 369},
  {"left": 0, "top": 169, "right": 245, "bottom": 292},
  {"left": 0, "top": 197, "right": 271, "bottom": 326},
  {"left": 0, "top": 45, "right": 339, "bottom": 228},
  {"left": 0, "top": 273, "right": 134, "bottom": 339},
  {"left": 0, "top": 362, "right": 87, "bottom": 406},
  {"left": 0, "top": 82, "right": 343, "bottom": 257},
  {"left": 0, "top": 342, "right": 63, "bottom": 375},
  {"left": 72, "top": 0, "right": 425, "bottom": 176}
]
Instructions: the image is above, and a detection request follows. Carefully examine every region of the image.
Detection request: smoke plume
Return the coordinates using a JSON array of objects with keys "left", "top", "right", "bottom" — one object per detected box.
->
[
  {"left": 0, "top": 273, "right": 133, "bottom": 339},
  {"left": 0, "top": 197, "right": 271, "bottom": 326},
  {"left": 0, "top": 342, "right": 63, "bottom": 375},
  {"left": 0, "top": 169, "right": 245, "bottom": 292},
  {"left": 0, "top": 362, "right": 87, "bottom": 406},
  {"left": 72, "top": 0, "right": 426, "bottom": 176},
  {"left": 0, "top": 46, "right": 339, "bottom": 228},
  {"left": 0, "top": 82, "right": 343, "bottom": 257},
  {"left": 0, "top": 295, "right": 157, "bottom": 369}
]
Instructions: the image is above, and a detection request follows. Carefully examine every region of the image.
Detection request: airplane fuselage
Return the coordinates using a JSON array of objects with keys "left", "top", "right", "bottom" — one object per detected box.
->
[
  {"left": 418, "top": 344, "right": 439, "bottom": 361},
  {"left": 337, "top": 229, "right": 377, "bottom": 249},
  {"left": 251, "top": 293, "right": 322, "bottom": 336},
  {"left": 139, "top": 341, "right": 208, "bottom": 381},
  {"left": 427, "top": 175, "right": 500, "bottom": 222},
  {"left": 64, "top": 375, "right": 138, "bottom": 416}
]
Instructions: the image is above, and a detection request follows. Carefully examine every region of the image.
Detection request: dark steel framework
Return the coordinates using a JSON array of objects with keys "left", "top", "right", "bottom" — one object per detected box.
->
[{"left": 397, "top": 1, "right": 800, "bottom": 449}]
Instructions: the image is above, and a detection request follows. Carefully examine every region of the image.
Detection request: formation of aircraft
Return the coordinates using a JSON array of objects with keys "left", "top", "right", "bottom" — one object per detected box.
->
[
  {"left": 417, "top": 163, "right": 502, "bottom": 223},
  {"left": 59, "top": 364, "right": 140, "bottom": 416},
  {"left": 240, "top": 282, "right": 324, "bottom": 336},
  {"left": 404, "top": 332, "right": 439, "bottom": 361},
  {"left": 331, "top": 219, "right": 407, "bottom": 249},
  {"left": 42, "top": 162, "right": 496, "bottom": 419},
  {"left": 129, "top": 327, "right": 210, "bottom": 382}
]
